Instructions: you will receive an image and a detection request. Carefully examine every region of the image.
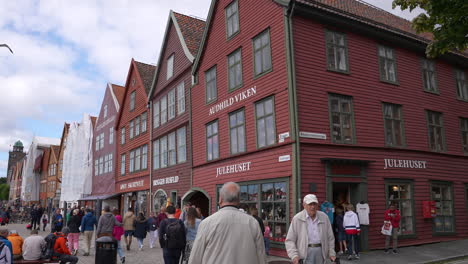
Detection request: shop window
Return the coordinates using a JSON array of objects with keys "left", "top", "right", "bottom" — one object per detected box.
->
[
  {"left": 168, "top": 132, "right": 176, "bottom": 166},
  {"left": 177, "top": 82, "right": 185, "bottom": 115},
  {"left": 161, "top": 95, "right": 168, "bottom": 125},
  {"left": 205, "top": 66, "right": 217, "bottom": 103},
  {"left": 378, "top": 45, "right": 398, "bottom": 84},
  {"left": 228, "top": 48, "right": 243, "bottom": 91},
  {"left": 255, "top": 97, "right": 276, "bottom": 148},
  {"left": 109, "top": 127, "right": 114, "bottom": 145},
  {"left": 141, "top": 112, "right": 147, "bottom": 133},
  {"left": 153, "top": 190, "right": 167, "bottom": 214},
  {"left": 177, "top": 126, "right": 187, "bottom": 163},
  {"left": 426, "top": 110, "right": 446, "bottom": 152},
  {"left": 120, "top": 154, "right": 125, "bottom": 176},
  {"left": 253, "top": 29, "right": 272, "bottom": 77},
  {"left": 168, "top": 89, "right": 176, "bottom": 120},
  {"left": 329, "top": 94, "right": 355, "bottom": 144},
  {"left": 326, "top": 30, "right": 348, "bottom": 73},
  {"left": 383, "top": 103, "right": 405, "bottom": 147},
  {"left": 206, "top": 121, "right": 219, "bottom": 161},
  {"left": 167, "top": 54, "right": 174, "bottom": 80},
  {"left": 153, "top": 140, "right": 160, "bottom": 170},
  {"left": 121, "top": 127, "right": 126, "bottom": 145},
  {"left": 229, "top": 109, "right": 246, "bottom": 154},
  {"left": 130, "top": 91, "right": 136, "bottom": 111},
  {"left": 225, "top": 0, "right": 239, "bottom": 39},
  {"left": 135, "top": 116, "right": 140, "bottom": 137},
  {"left": 153, "top": 101, "right": 160, "bottom": 128},
  {"left": 385, "top": 181, "right": 415, "bottom": 236},
  {"left": 431, "top": 182, "right": 454, "bottom": 233},
  {"left": 455, "top": 69, "right": 468, "bottom": 101},
  {"left": 421, "top": 59, "right": 438, "bottom": 93},
  {"left": 461, "top": 118, "right": 468, "bottom": 154}
]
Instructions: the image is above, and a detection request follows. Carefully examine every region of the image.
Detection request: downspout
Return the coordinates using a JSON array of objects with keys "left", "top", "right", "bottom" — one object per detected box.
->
[
  {"left": 148, "top": 101, "right": 153, "bottom": 213},
  {"left": 284, "top": 0, "right": 301, "bottom": 214}
]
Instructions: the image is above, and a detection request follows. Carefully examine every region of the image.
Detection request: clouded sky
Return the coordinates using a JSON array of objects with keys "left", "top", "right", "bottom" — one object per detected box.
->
[{"left": 0, "top": 0, "right": 421, "bottom": 178}]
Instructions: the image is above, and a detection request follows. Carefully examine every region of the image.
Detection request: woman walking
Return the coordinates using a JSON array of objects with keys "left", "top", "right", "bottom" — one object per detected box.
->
[
  {"left": 67, "top": 209, "right": 81, "bottom": 256},
  {"left": 113, "top": 209, "right": 126, "bottom": 264},
  {"left": 182, "top": 207, "right": 201, "bottom": 264},
  {"left": 147, "top": 212, "right": 158, "bottom": 248},
  {"left": 134, "top": 213, "right": 148, "bottom": 251}
]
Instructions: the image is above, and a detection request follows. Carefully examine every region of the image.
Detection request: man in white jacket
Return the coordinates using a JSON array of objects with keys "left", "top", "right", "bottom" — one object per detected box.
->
[{"left": 286, "top": 194, "right": 336, "bottom": 264}]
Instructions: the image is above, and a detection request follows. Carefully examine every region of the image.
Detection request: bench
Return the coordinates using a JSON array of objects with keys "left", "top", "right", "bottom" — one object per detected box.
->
[{"left": 15, "top": 260, "right": 60, "bottom": 264}]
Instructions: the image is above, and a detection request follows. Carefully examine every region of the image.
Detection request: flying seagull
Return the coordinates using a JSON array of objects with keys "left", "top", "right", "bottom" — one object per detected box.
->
[{"left": 0, "top": 44, "right": 13, "bottom": 54}]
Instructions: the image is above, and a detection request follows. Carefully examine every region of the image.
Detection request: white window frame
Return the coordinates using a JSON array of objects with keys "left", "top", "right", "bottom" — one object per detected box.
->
[
  {"left": 99, "top": 133, "right": 104, "bottom": 150},
  {"left": 129, "top": 120, "right": 134, "bottom": 139},
  {"left": 168, "top": 89, "right": 176, "bottom": 120},
  {"left": 120, "top": 154, "right": 126, "bottom": 176},
  {"left": 103, "top": 105, "right": 108, "bottom": 118},
  {"left": 161, "top": 95, "right": 167, "bottom": 125},
  {"left": 109, "top": 127, "right": 114, "bottom": 145},
  {"left": 153, "top": 140, "right": 160, "bottom": 170},
  {"left": 135, "top": 116, "right": 141, "bottom": 137},
  {"left": 160, "top": 136, "right": 168, "bottom": 168},
  {"left": 153, "top": 101, "right": 160, "bottom": 128},
  {"left": 177, "top": 126, "right": 187, "bottom": 163},
  {"left": 129, "top": 150, "right": 135, "bottom": 173},
  {"left": 167, "top": 54, "right": 174, "bottom": 80},
  {"left": 141, "top": 112, "right": 147, "bottom": 133},
  {"left": 121, "top": 127, "right": 126, "bottom": 145},
  {"left": 130, "top": 91, "right": 136, "bottom": 111},
  {"left": 168, "top": 132, "right": 176, "bottom": 166},
  {"left": 141, "top": 145, "right": 148, "bottom": 170},
  {"left": 177, "top": 82, "right": 185, "bottom": 115},
  {"left": 108, "top": 153, "right": 113, "bottom": 172}
]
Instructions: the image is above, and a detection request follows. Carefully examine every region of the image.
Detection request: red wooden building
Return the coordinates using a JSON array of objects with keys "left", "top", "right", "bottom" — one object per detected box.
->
[
  {"left": 190, "top": 0, "right": 468, "bottom": 255},
  {"left": 116, "top": 59, "right": 156, "bottom": 216},
  {"left": 148, "top": 11, "right": 206, "bottom": 215}
]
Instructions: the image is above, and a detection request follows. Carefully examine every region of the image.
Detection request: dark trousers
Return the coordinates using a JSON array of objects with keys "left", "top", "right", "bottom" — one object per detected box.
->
[
  {"left": 346, "top": 234, "right": 359, "bottom": 255},
  {"left": 31, "top": 218, "right": 39, "bottom": 230},
  {"left": 163, "top": 248, "right": 182, "bottom": 264},
  {"left": 58, "top": 254, "right": 78, "bottom": 264}
]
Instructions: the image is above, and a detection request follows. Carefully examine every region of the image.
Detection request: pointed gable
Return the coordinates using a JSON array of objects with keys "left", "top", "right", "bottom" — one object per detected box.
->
[
  {"left": 111, "top": 84, "right": 125, "bottom": 109},
  {"left": 50, "top": 145, "right": 60, "bottom": 164},
  {"left": 173, "top": 12, "right": 206, "bottom": 57},
  {"left": 135, "top": 61, "right": 157, "bottom": 95}
]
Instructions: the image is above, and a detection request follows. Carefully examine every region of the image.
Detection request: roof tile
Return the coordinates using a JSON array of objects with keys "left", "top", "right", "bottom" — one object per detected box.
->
[
  {"left": 111, "top": 84, "right": 125, "bottom": 107},
  {"left": 135, "top": 61, "right": 157, "bottom": 95},
  {"left": 173, "top": 12, "right": 206, "bottom": 56}
]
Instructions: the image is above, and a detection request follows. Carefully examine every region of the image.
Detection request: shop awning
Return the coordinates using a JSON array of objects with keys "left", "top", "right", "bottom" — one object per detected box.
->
[
  {"left": 78, "top": 194, "right": 120, "bottom": 201},
  {"left": 320, "top": 158, "right": 375, "bottom": 165}
]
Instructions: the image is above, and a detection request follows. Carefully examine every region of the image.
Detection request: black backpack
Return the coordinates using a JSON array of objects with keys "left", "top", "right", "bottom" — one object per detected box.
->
[
  {"left": 41, "top": 233, "right": 58, "bottom": 259},
  {"left": 164, "top": 220, "right": 185, "bottom": 249}
]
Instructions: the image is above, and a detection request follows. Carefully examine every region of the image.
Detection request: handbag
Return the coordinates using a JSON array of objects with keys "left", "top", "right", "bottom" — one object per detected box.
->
[{"left": 381, "top": 220, "right": 393, "bottom": 236}]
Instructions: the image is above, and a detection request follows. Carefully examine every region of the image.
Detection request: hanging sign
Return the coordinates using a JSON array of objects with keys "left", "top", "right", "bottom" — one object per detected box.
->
[
  {"left": 384, "top": 159, "right": 427, "bottom": 169},
  {"left": 209, "top": 86, "right": 257, "bottom": 115},
  {"left": 216, "top": 161, "right": 252, "bottom": 177}
]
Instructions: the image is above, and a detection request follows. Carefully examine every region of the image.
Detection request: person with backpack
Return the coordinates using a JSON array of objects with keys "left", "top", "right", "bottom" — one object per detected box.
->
[
  {"left": 0, "top": 229, "right": 13, "bottom": 263},
  {"left": 51, "top": 227, "right": 78, "bottom": 264},
  {"left": 147, "top": 212, "right": 158, "bottom": 249},
  {"left": 134, "top": 213, "right": 148, "bottom": 251},
  {"left": 112, "top": 209, "right": 125, "bottom": 264},
  {"left": 80, "top": 208, "right": 97, "bottom": 256},
  {"left": 67, "top": 209, "right": 81, "bottom": 256},
  {"left": 159, "top": 205, "right": 186, "bottom": 264},
  {"left": 22, "top": 230, "right": 45, "bottom": 261},
  {"left": 51, "top": 209, "right": 63, "bottom": 233},
  {"left": 182, "top": 207, "right": 201, "bottom": 264},
  {"left": 123, "top": 208, "right": 136, "bottom": 251}
]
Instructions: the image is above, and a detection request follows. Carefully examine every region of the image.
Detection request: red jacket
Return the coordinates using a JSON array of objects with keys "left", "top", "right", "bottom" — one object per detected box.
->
[
  {"left": 384, "top": 209, "right": 401, "bottom": 228},
  {"left": 53, "top": 233, "right": 71, "bottom": 255}
]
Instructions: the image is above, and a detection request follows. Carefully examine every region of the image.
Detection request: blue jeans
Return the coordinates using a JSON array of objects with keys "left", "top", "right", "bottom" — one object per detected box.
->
[
  {"left": 264, "top": 237, "right": 270, "bottom": 255},
  {"left": 137, "top": 238, "right": 144, "bottom": 248},
  {"left": 116, "top": 240, "right": 125, "bottom": 259},
  {"left": 346, "top": 234, "right": 359, "bottom": 255},
  {"left": 163, "top": 248, "right": 182, "bottom": 264}
]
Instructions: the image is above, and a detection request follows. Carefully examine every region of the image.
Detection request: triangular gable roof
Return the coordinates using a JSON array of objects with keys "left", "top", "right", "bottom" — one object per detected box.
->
[
  {"left": 115, "top": 59, "right": 157, "bottom": 128},
  {"left": 49, "top": 145, "right": 60, "bottom": 164},
  {"left": 58, "top": 123, "right": 70, "bottom": 157},
  {"left": 111, "top": 83, "right": 125, "bottom": 112},
  {"left": 148, "top": 10, "right": 206, "bottom": 99},
  {"left": 41, "top": 147, "right": 50, "bottom": 173}
]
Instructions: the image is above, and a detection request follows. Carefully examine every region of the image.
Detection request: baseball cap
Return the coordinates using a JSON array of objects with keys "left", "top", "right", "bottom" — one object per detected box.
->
[{"left": 303, "top": 194, "right": 319, "bottom": 204}]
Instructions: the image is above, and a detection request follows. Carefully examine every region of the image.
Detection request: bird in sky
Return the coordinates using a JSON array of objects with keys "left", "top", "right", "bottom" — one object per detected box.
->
[{"left": 0, "top": 44, "right": 14, "bottom": 54}]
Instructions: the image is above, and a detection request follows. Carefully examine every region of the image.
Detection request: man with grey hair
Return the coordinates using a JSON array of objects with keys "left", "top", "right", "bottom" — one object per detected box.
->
[
  {"left": 189, "top": 182, "right": 266, "bottom": 264},
  {"left": 22, "top": 229, "right": 46, "bottom": 261}
]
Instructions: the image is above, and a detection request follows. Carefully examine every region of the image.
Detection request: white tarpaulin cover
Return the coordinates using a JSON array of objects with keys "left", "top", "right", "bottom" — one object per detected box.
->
[
  {"left": 60, "top": 113, "right": 94, "bottom": 203},
  {"left": 21, "top": 136, "right": 60, "bottom": 202}
]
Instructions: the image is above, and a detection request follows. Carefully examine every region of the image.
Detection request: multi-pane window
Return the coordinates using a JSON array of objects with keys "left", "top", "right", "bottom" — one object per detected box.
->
[
  {"left": 99, "top": 157, "right": 104, "bottom": 175},
  {"left": 130, "top": 91, "right": 136, "bottom": 111},
  {"left": 95, "top": 134, "right": 100, "bottom": 151},
  {"left": 109, "top": 127, "right": 114, "bottom": 145},
  {"left": 421, "top": 59, "right": 438, "bottom": 93},
  {"left": 167, "top": 54, "right": 174, "bottom": 80},
  {"left": 153, "top": 101, "right": 160, "bottom": 128},
  {"left": 383, "top": 103, "right": 405, "bottom": 147},
  {"left": 121, "top": 154, "right": 126, "bottom": 175},
  {"left": 129, "top": 120, "right": 134, "bottom": 139},
  {"left": 94, "top": 160, "right": 99, "bottom": 176},
  {"left": 103, "top": 105, "right": 108, "bottom": 118},
  {"left": 168, "top": 89, "right": 176, "bottom": 120},
  {"left": 108, "top": 153, "right": 113, "bottom": 172},
  {"left": 455, "top": 69, "right": 468, "bottom": 100},
  {"left": 461, "top": 118, "right": 468, "bottom": 153},
  {"left": 168, "top": 132, "right": 176, "bottom": 166},
  {"left": 177, "top": 82, "right": 185, "bottom": 115},
  {"left": 135, "top": 116, "right": 141, "bottom": 137},
  {"left": 226, "top": 0, "right": 239, "bottom": 38},
  {"left": 161, "top": 95, "right": 168, "bottom": 125},
  {"left": 141, "top": 112, "right": 147, "bottom": 133},
  {"left": 135, "top": 148, "right": 141, "bottom": 171},
  {"left": 229, "top": 109, "right": 246, "bottom": 154},
  {"left": 121, "top": 127, "right": 126, "bottom": 145},
  {"left": 431, "top": 182, "right": 454, "bottom": 233},
  {"left": 141, "top": 145, "right": 148, "bottom": 170},
  {"left": 426, "top": 110, "right": 446, "bottom": 152},
  {"left": 256, "top": 97, "right": 276, "bottom": 148},
  {"left": 228, "top": 49, "right": 243, "bottom": 90},
  {"left": 386, "top": 181, "right": 415, "bottom": 235},
  {"left": 206, "top": 66, "right": 217, "bottom": 103},
  {"left": 104, "top": 155, "right": 109, "bottom": 173},
  {"left": 99, "top": 133, "right": 104, "bottom": 149},
  {"left": 129, "top": 151, "right": 135, "bottom": 173},
  {"left": 160, "top": 136, "right": 168, "bottom": 168},
  {"left": 153, "top": 140, "right": 160, "bottom": 170},
  {"left": 378, "top": 46, "right": 398, "bottom": 83},
  {"left": 329, "top": 94, "right": 355, "bottom": 144},
  {"left": 206, "top": 121, "right": 219, "bottom": 161},
  {"left": 237, "top": 181, "right": 288, "bottom": 241},
  {"left": 177, "top": 127, "right": 187, "bottom": 163},
  {"left": 326, "top": 31, "right": 348, "bottom": 73},
  {"left": 253, "top": 29, "right": 272, "bottom": 76}
]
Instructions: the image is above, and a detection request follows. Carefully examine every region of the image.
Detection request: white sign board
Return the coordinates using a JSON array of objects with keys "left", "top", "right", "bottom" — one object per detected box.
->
[
  {"left": 278, "top": 155, "right": 291, "bottom": 162},
  {"left": 279, "top": 132, "right": 290, "bottom": 143},
  {"left": 153, "top": 176, "right": 179, "bottom": 186},
  {"left": 299, "top": 131, "right": 327, "bottom": 140}
]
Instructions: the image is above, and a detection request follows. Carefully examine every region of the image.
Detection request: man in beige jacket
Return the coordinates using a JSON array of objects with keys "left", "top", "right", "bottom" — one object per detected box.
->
[
  {"left": 123, "top": 208, "right": 136, "bottom": 251},
  {"left": 189, "top": 182, "right": 266, "bottom": 264},
  {"left": 286, "top": 194, "right": 336, "bottom": 264}
]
